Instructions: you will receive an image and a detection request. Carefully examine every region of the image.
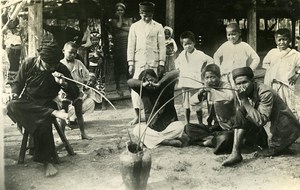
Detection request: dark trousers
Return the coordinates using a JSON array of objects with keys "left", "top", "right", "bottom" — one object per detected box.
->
[
  {"left": 7, "top": 99, "right": 57, "bottom": 163},
  {"left": 234, "top": 106, "right": 268, "bottom": 148}
]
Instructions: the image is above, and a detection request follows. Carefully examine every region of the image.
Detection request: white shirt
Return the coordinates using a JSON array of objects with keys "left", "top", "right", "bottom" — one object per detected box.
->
[
  {"left": 175, "top": 49, "right": 214, "bottom": 88},
  {"left": 214, "top": 41, "right": 260, "bottom": 74}
]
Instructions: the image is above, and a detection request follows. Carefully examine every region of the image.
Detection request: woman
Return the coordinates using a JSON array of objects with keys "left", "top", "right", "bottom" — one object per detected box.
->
[{"left": 110, "top": 2, "right": 132, "bottom": 96}]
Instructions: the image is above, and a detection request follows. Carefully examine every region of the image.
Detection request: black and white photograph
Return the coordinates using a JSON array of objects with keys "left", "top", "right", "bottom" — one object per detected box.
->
[{"left": 1, "top": 0, "right": 300, "bottom": 189}]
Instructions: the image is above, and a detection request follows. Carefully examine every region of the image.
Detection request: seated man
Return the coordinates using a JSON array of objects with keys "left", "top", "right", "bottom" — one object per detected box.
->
[
  {"left": 6, "top": 43, "right": 79, "bottom": 177},
  {"left": 127, "top": 69, "right": 185, "bottom": 148},
  {"left": 222, "top": 67, "right": 300, "bottom": 166},
  {"left": 185, "top": 64, "right": 268, "bottom": 154}
]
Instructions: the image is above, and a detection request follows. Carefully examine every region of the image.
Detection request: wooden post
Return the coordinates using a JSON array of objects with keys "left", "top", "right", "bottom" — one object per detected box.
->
[
  {"left": 28, "top": 0, "right": 43, "bottom": 57},
  {"left": 247, "top": 0, "right": 257, "bottom": 51},
  {"left": 165, "top": 0, "right": 175, "bottom": 32},
  {"left": 292, "top": 19, "right": 296, "bottom": 48}
]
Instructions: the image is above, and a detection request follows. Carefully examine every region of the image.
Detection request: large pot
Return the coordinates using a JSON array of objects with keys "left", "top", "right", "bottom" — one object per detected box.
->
[{"left": 120, "top": 142, "right": 152, "bottom": 190}]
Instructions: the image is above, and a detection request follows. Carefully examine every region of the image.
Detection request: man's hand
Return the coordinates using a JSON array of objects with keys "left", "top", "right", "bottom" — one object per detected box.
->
[
  {"left": 157, "top": 65, "right": 165, "bottom": 79},
  {"left": 128, "top": 65, "right": 134, "bottom": 77},
  {"left": 197, "top": 88, "right": 210, "bottom": 100},
  {"left": 52, "top": 72, "right": 66, "bottom": 86},
  {"left": 2, "top": 93, "right": 18, "bottom": 104},
  {"left": 236, "top": 86, "right": 248, "bottom": 101},
  {"left": 288, "top": 73, "right": 300, "bottom": 85}
]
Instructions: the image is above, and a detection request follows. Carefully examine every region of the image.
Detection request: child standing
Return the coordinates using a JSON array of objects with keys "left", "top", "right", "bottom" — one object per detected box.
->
[
  {"left": 164, "top": 26, "right": 178, "bottom": 72},
  {"left": 263, "top": 28, "right": 300, "bottom": 116},
  {"left": 175, "top": 31, "right": 214, "bottom": 124},
  {"left": 88, "top": 32, "right": 105, "bottom": 95},
  {"left": 213, "top": 23, "right": 260, "bottom": 84},
  {"left": 60, "top": 41, "right": 92, "bottom": 140}
]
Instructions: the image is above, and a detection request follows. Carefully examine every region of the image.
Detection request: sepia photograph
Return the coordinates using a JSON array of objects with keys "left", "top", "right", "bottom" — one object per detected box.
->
[{"left": 1, "top": 0, "right": 300, "bottom": 189}]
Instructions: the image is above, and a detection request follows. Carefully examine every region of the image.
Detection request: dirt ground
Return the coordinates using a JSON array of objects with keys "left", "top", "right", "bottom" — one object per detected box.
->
[{"left": 3, "top": 92, "right": 300, "bottom": 190}]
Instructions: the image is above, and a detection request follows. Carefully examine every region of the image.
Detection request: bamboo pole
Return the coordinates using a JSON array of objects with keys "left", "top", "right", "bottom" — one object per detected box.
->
[
  {"left": 165, "top": 0, "right": 175, "bottom": 31},
  {"left": 247, "top": 0, "right": 257, "bottom": 51},
  {"left": 27, "top": 0, "right": 42, "bottom": 57},
  {"left": 1, "top": 0, "right": 23, "bottom": 9},
  {"left": 1, "top": 0, "right": 27, "bottom": 33}
]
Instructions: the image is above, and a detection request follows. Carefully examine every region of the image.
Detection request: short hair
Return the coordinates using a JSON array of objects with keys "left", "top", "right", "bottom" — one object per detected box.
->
[
  {"left": 275, "top": 28, "right": 291, "bottom": 40},
  {"left": 138, "top": 69, "right": 157, "bottom": 81},
  {"left": 226, "top": 23, "right": 241, "bottom": 33},
  {"left": 202, "top": 64, "right": 221, "bottom": 79},
  {"left": 180, "top": 31, "right": 196, "bottom": 44},
  {"left": 63, "top": 41, "right": 78, "bottom": 50}
]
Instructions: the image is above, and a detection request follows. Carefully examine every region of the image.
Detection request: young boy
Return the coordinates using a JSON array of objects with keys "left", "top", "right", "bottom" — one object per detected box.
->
[
  {"left": 175, "top": 31, "right": 214, "bottom": 124},
  {"left": 263, "top": 28, "right": 300, "bottom": 115},
  {"left": 213, "top": 23, "right": 260, "bottom": 84},
  {"left": 60, "top": 41, "right": 92, "bottom": 140}
]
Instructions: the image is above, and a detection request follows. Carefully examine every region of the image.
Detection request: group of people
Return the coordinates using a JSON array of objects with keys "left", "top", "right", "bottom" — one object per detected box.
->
[
  {"left": 4, "top": 0, "right": 300, "bottom": 178},
  {"left": 127, "top": 1, "right": 300, "bottom": 169}
]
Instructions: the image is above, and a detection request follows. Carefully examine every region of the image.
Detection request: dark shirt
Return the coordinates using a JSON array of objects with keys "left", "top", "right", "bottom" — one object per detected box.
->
[
  {"left": 12, "top": 57, "right": 79, "bottom": 105},
  {"left": 128, "top": 70, "right": 179, "bottom": 132}
]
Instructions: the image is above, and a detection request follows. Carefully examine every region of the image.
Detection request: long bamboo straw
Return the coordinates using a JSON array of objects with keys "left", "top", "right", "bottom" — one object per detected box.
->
[{"left": 59, "top": 75, "right": 117, "bottom": 111}]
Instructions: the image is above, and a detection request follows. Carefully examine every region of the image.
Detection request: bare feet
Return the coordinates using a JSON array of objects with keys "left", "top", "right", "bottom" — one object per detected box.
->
[
  {"left": 222, "top": 152, "right": 243, "bottom": 167},
  {"left": 52, "top": 110, "right": 68, "bottom": 121},
  {"left": 160, "top": 139, "right": 183, "bottom": 147},
  {"left": 45, "top": 163, "right": 58, "bottom": 177},
  {"left": 81, "top": 134, "right": 93, "bottom": 140}
]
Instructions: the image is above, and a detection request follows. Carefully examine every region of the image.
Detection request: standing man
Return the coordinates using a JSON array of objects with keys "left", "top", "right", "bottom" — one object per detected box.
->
[
  {"left": 43, "top": 16, "right": 83, "bottom": 59},
  {"left": 127, "top": 1, "right": 166, "bottom": 125},
  {"left": 222, "top": 67, "right": 300, "bottom": 166}
]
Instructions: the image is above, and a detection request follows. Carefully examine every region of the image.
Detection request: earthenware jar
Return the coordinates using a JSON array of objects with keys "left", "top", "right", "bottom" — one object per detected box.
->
[{"left": 120, "top": 142, "right": 152, "bottom": 190}]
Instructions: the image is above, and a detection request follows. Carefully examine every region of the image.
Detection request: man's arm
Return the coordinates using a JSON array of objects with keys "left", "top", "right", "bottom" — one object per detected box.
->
[
  {"left": 247, "top": 44, "right": 260, "bottom": 71},
  {"left": 157, "top": 24, "right": 166, "bottom": 66},
  {"left": 213, "top": 44, "right": 224, "bottom": 67},
  {"left": 240, "top": 90, "right": 272, "bottom": 127},
  {"left": 157, "top": 70, "right": 179, "bottom": 88},
  {"left": 11, "top": 59, "right": 28, "bottom": 97},
  {"left": 56, "top": 64, "right": 80, "bottom": 101},
  {"left": 127, "top": 78, "right": 142, "bottom": 94},
  {"left": 127, "top": 24, "right": 136, "bottom": 76}
]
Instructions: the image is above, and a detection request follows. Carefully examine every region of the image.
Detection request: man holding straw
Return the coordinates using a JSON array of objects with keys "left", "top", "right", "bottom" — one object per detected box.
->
[{"left": 127, "top": 70, "right": 185, "bottom": 148}]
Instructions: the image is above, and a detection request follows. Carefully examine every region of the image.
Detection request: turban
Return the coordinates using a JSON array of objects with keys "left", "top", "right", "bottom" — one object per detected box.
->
[
  {"left": 38, "top": 42, "right": 61, "bottom": 65},
  {"left": 232, "top": 67, "right": 254, "bottom": 80},
  {"left": 139, "top": 1, "right": 155, "bottom": 13},
  {"left": 202, "top": 64, "right": 221, "bottom": 78}
]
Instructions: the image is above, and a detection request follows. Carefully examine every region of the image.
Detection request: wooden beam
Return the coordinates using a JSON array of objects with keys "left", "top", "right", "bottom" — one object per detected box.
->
[
  {"left": 28, "top": 0, "right": 42, "bottom": 57},
  {"left": 247, "top": 1, "right": 257, "bottom": 51},
  {"left": 1, "top": 0, "right": 23, "bottom": 9},
  {"left": 1, "top": 0, "right": 27, "bottom": 33},
  {"left": 165, "top": 0, "right": 175, "bottom": 32},
  {"left": 292, "top": 19, "right": 296, "bottom": 48}
]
